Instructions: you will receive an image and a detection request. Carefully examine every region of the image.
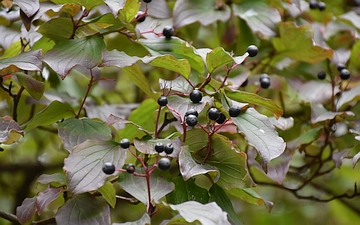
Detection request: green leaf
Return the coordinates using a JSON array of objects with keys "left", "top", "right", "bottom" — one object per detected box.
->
[
  {"left": 58, "top": 118, "right": 112, "bottom": 152},
  {"left": 287, "top": 126, "right": 323, "bottom": 151},
  {"left": 206, "top": 47, "right": 247, "bottom": 73},
  {"left": 167, "top": 176, "right": 209, "bottom": 204},
  {"left": 173, "top": 0, "right": 231, "bottom": 28},
  {"left": 37, "top": 173, "right": 67, "bottom": 186},
  {"left": 119, "top": 0, "right": 140, "bottom": 23},
  {"left": 98, "top": 181, "right": 116, "bottom": 208},
  {"left": 227, "top": 188, "right": 273, "bottom": 212},
  {"left": 43, "top": 36, "right": 106, "bottom": 79},
  {"left": 227, "top": 91, "right": 283, "bottom": 118},
  {"left": 37, "top": 17, "right": 74, "bottom": 41},
  {"left": 100, "top": 49, "right": 191, "bottom": 78},
  {"left": 64, "top": 140, "right": 127, "bottom": 194},
  {"left": 209, "top": 184, "right": 244, "bottom": 225},
  {"left": 272, "top": 22, "right": 333, "bottom": 64},
  {"left": 0, "top": 50, "right": 42, "bottom": 71},
  {"left": 311, "top": 103, "right": 354, "bottom": 124},
  {"left": 350, "top": 40, "right": 360, "bottom": 71},
  {"left": 118, "top": 169, "right": 174, "bottom": 205},
  {"left": 118, "top": 99, "right": 158, "bottom": 140},
  {"left": 50, "top": 0, "right": 103, "bottom": 10},
  {"left": 232, "top": 108, "right": 286, "bottom": 165},
  {"left": 178, "top": 146, "right": 219, "bottom": 182},
  {"left": 140, "top": 37, "right": 205, "bottom": 74},
  {"left": 24, "top": 100, "right": 75, "bottom": 130},
  {"left": 16, "top": 72, "right": 45, "bottom": 100},
  {"left": 122, "top": 64, "right": 158, "bottom": 100},
  {"left": 113, "top": 213, "right": 151, "bottom": 225},
  {"left": 169, "top": 201, "right": 231, "bottom": 225},
  {"left": 55, "top": 193, "right": 110, "bottom": 225}
]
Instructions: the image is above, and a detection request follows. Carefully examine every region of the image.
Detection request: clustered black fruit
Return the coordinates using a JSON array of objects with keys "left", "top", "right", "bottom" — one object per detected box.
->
[
  {"left": 158, "top": 157, "right": 171, "bottom": 170},
  {"left": 157, "top": 96, "right": 168, "bottom": 106},
  {"left": 164, "top": 143, "right": 174, "bottom": 154},
  {"left": 216, "top": 113, "right": 226, "bottom": 124},
  {"left": 163, "top": 26, "right": 174, "bottom": 39},
  {"left": 309, "top": 0, "right": 326, "bottom": 11},
  {"left": 102, "top": 162, "right": 115, "bottom": 175},
  {"left": 120, "top": 138, "right": 130, "bottom": 148},
  {"left": 317, "top": 71, "right": 326, "bottom": 80},
  {"left": 208, "top": 107, "right": 220, "bottom": 121},
  {"left": 185, "top": 108, "right": 199, "bottom": 117},
  {"left": 260, "top": 74, "right": 270, "bottom": 89},
  {"left": 126, "top": 164, "right": 135, "bottom": 173},
  {"left": 155, "top": 142, "right": 164, "bottom": 153},
  {"left": 229, "top": 105, "right": 241, "bottom": 117},
  {"left": 189, "top": 89, "right": 202, "bottom": 103},
  {"left": 186, "top": 114, "right": 198, "bottom": 126},
  {"left": 136, "top": 11, "right": 146, "bottom": 22},
  {"left": 246, "top": 45, "right": 258, "bottom": 57},
  {"left": 143, "top": 0, "right": 152, "bottom": 3},
  {"left": 337, "top": 64, "right": 351, "bottom": 80}
]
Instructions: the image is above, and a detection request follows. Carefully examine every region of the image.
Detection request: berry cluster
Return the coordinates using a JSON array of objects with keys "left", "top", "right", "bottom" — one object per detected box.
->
[
  {"left": 260, "top": 74, "right": 270, "bottom": 89},
  {"left": 337, "top": 64, "right": 350, "bottom": 80},
  {"left": 309, "top": 0, "right": 326, "bottom": 11}
]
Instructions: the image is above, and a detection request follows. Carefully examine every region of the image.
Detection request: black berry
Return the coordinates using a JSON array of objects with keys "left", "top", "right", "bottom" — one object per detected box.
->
[
  {"left": 164, "top": 143, "right": 174, "bottom": 154},
  {"left": 260, "top": 74, "right": 270, "bottom": 89},
  {"left": 340, "top": 69, "right": 350, "bottom": 80},
  {"left": 126, "top": 164, "right": 135, "bottom": 173},
  {"left": 208, "top": 108, "right": 220, "bottom": 121},
  {"left": 189, "top": 90, "right": 202, "bottom": 103},
  {"left": 317, "top": 71, "right": 326, "bottom": 80},
  {"left": 246, "top": 45, "right": 258, "bottom": 57},
  {"left": 309, "top": 0, "right": 317, "bottom": 9},
  {"left": 102, "top": 162, "right": 115, "bottom": 175},
  {"left": 155, "top": 142, "right": 164, "bottom": 153},
  {"left": 163, "top": 26, "right": 174, "bottom": 39},
  {"left": 229, "top": 105, "right": 241, "bottom": 117},
  {"left": 337, "top": 63, "right": 346, "bottom": 72},
  {"left": 216, "top": 113, "right": 226, "bottom": 124},
  {"left": 120, "top": 138, "right": 130, "bottom": 148},
  {"left": 136, "top": 11, "right": 146, "bottom": 22},
  {"left": 143, "top": 0, "right": 152, "bottom": 3},
  {"left": 158, "top": 96, "right": 168, "bottom": 106},
  {"left": 186, "top": 114, "right": 198, "bottom": 126},
  {"left": 158, "top": 157, "right": 171, "bottom": 170},
  {"left": 185, "top": 108, "right": 198, "bottom": 117},
  {"left": 240, "top": 79, "right": 248, "bottom": 87},
  {"left": 317, "top": 2, "right": 326, "bottom": 11}
]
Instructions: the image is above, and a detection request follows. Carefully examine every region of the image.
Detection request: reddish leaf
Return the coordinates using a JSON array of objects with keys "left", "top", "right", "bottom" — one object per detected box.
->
[
  {"left": 16, "top": 197, "right": 37, "bottom": 223},
  {"left": 311, "top": 103, "right": 354, "bottom": 124},
  {"left": 0, "top": 116, "right": 24, "bottom": 144},
  {"left": 353, "top": 151, "right": 360, "bottom": 168},
  {"left": 332, "top": 149, "right": 350, "bottom": 168},
  {"left": 36, "top": 186, "right": 63, "bottom": 214},
  {"left": 266, "top": 152, "right": 292, "bottom": 184}
]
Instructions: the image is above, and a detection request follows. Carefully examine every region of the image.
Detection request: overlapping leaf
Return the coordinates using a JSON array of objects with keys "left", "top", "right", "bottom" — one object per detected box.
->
[
  {"left": 311, "top": 103, "right": 354, "bottom": 124},
  {"left": 0, "top": 50, "right": 42, "bottom": 71},
  {"left": 0, "top": 117, "right": 23, "bottom": 144},
  {"left": 58, "top": 118, "right": 112, "bottom": 152},
  {"left": 206, "top": 47, "right": 247, "bottom": 73},
  {"left": 51, "top": 0, "right": 103, "bottom": 10},
  {"left": 134, "top": 137, "right": 182, "bottom": 158},
  {"left": 64, "top": 140, "right": 127, "bottom": 194},
  {"left": 16, "top": 197, "right": 37, "bottom": 223},
  {"left": 98, "top": 182, "right": 116, "bottom": 208},
  {"left": 167, "top": 95, "right": 212, "bottom": 121},
  {"left": 55, "top": 193, "right": 110, "bottom": 225},
  {"left": 36, "top": 186, "right": 63, "bottom": 214},
  {"left": 16, "top": 72, "right": 45, "bottom": 100},
  {"left": 167, "top": 176, "right": 209, "bottom": 204},
  {"left": 14, "top": 0, "right": 39, "bottom": 17},
  {"left": 113, "top": 213, "right": 151, "bottom": 225},
  {"left": 227, "top": 188, "right": 273, "bottom": 212}
]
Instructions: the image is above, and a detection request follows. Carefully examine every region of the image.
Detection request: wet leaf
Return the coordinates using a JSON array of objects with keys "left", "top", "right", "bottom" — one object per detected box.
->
[
  {"left": 16, "top": 197, "right": 37, "bottom": 223},
  {"left": 16, "top": 72, "right": 45, "bottom": 100},
  {"left": 232, "top": 108, "right": 286, "bottom": 165},
  {"left": 173, "top": 0, "right": 231, "bottom": 28},
  {"left": 58, "top": 118, "right": 112, "bottom": 152},
  {"left": 55, "top": 193, "right": 110, "bottom": 225},
  {"left": 209, "top": 184, "right": 244, "bottom": 225},
  {"left": 64, "top": 140, "right": 127, "bottom": 194},
  {"left": 167, "top": 176, "right": 209, "bottom": 204},
  {"left": 0, "top": 50, "right": 42, "bottom": 71},
  {"left": 118, "top": 169, "right": 174, "bottom": 205},
  {"left": 36, "top": 186, "right": 63, "bottom": 214},
  {"left": 0, "top": 117, "right": 24, "bottom": 144},
  {"left": 98, "top": 181, "right": 116, "bottom": 208},
  {"left": 169, "top": 201, "right": 231, "bottom": 225},
  {"left": 43, "top": 36, "right": 106, "bottom": 79}
]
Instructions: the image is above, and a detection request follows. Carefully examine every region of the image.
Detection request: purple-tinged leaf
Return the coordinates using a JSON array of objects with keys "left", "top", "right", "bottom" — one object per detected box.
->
[
  {"left": 134, "top": 137, "right": 182, "bottom": 158},
  {"left": 169, "top": 201, "right": 231, "bottom": 225},
  {"left": 336, "top": 85, "right": 360, "bottom": 110},
  {"left": 16, "top": 197, "right": 37, "bottom": 223},
  {"left": 179, "top": 146, "right": 219, "bottom": 182},
  {"left": 167, "top": 95, "right": 212, "bottom": 121},
  {"left": 106, "top": 114, "right": 153, "bottom": 135},
  {"left": 58, "top": 118, "right": 112, "bottom": 152},
  {"left": 311, "top": 103, "right": 354, "bottom": 124},
  {"left": 139, "top": 0, "right": 171, "bottom": 19},
  {"left": 64, "top": 140, "right": 127, "bottom": 194},
  {"left": 51, "top": 0, "right": 103, "bottom": 10},
  {"left": 340, "top": 11, "right": 360, "bottom": 29},
  {"left": 266, "top": 152, "right": 292, "bottom": 184},
  {"left": 0, "top": 26, "right": 20, "bottom": 49},
  {"left": 232, "top": 108, "right": 286, "bottom": 165},
  {"left": 37, "top": 173, "right": 67, "bottom": 186},
  {"left": 268, "top": 117, "right": 294, "bottom": 130},
  {"left": 118, "top": 169, "right": 174, "bottom": 205},
  {"left": 36, "top": 186, "right": 63, "bottom": 214},
  {"left": 43, "top": 36, "right": 106, "bottom": 79},
  {"left": 55, "top": 193, "right": 110, "bottom": 225},
  {"left": 113, "top": 213, "right": 151, "bottom": 225},
  {"left": 100, "top": 49, "right": 191, "bottom": 79},
  {"left": 14, "top": 0, "right": 39, "bottom": 17},
  {"left": 332, "top": 150, "right": 350, "bottom": 168},
  {"left": 98, "top": 181, "right": 116, "bottom": 208},
  {"left": 227, "top": 188, "right": 274, "bottom": 212},
  {"left": 233, "top": 2, "right": 281, "bottom": 37},
  {"left": 159, "top": 76, "right": 193, "bottom": 94},
  {"left": 353, "top": 152, "right": 360, "bottom": 168},
  {"left": 0, "top": 116, "right": 23, "bottom": 144},
  {"left": 104, "top": 0, "right": 126, "bottom": 17},
  {"left": 0, "top": 50, "right": 42, "bottom": 71},
  {"left": 25, "top": 100, "right": 75, "bottom": 130},
  {"left": 173, "top": 0, "right": 231, "bottom": 28},
  {"left": 16, "top": 72, "right": 45, "bottom": 100},
  {"left": 287, "top": 127, "right": 323, "bottom": 151}
]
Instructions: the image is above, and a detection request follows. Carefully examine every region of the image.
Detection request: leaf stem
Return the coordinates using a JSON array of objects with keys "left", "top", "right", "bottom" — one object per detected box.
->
[{"left": 76, "top": 69, "right": 94, "bottom": 118}]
